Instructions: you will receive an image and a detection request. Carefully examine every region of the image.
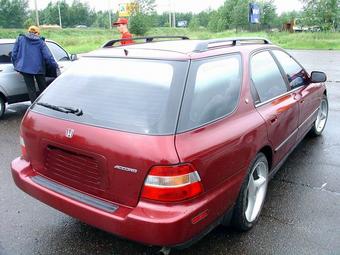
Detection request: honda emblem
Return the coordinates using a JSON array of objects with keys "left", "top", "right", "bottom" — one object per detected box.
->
[{"left": 65, "top": 128, "right": 75, "bottom": 139}]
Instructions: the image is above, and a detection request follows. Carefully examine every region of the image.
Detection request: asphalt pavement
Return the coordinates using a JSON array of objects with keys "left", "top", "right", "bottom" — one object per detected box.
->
[{"left": 0, "top": 50, "right": 339, "bottom": 255}]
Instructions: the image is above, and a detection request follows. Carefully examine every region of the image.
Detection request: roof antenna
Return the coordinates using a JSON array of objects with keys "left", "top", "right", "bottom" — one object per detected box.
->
[{"left": 124, "top": 49, "right": 129, "bottom": 56}]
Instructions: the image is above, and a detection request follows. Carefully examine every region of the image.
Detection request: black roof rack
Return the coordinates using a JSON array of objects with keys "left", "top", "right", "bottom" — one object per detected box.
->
[
  {"left": 194, "top": 37, "right": 272, "bottom": 52},
  {"left": 102, "top": 36, "right": 190, "bottom": 48}
]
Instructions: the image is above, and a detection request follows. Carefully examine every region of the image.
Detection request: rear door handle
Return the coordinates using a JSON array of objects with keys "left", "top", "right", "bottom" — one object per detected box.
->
[{"left": 270, "top": 115, "right": 278, "bottom": 124}]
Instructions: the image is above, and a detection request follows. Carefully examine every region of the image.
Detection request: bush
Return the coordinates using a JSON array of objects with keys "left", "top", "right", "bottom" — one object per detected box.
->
[{"left": 129, "top": 13, "right": 151, "bottom": 36}]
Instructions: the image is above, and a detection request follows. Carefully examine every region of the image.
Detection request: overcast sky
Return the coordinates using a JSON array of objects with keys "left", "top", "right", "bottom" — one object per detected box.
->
[{"left": 29, "top": 0, "right": 303, "bottom": 15}]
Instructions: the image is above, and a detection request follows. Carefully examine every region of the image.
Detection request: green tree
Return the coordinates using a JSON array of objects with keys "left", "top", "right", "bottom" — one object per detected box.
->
[
  {"left": 129, "top": 12, "right": 150, "bottom": 35},
  {"left": 69, "top": 0, "right": 94, "bottom": 26},
  {"left": 134, "top": 0, "right": 156, "bottom": 14},
  {"left": 197, "top": 10, "right": 212, "bottom": 27},
  {"left": 39, "top": 0, "right": 97, "bottom": 28},
  {"left": 128, "top": 0, "right": 156, "bottom": 35},
  {"left": 230, "top": 0, "right": 249, "bottom": 30},
  {"left": 259, "top": 0, "right": 278, "bottom": 28},
  {"left": 0, "top": 0, "right": 28, "bottom": 28},
  {"left": 301, "top": 0, "right": 340, "bottom": 30},
  {"left": 189, "top": 16, "right": 200, "bottom": 30},
  {"left": 92, "top": 11, "right": 116, "bottom": 28}
]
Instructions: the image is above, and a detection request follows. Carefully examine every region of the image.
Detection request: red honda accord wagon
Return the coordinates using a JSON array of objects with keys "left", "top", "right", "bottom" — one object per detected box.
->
[{"left": 11, "top": 37, "right": 328, "bottom": 249}]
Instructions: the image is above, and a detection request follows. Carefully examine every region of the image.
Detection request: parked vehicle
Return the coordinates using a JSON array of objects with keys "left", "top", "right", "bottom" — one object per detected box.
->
[
  {"left": 11, "top": 37, "right": 328, "bottom": 250},
  {"left": 0, "top": 39, "right": 77, "bottom": 118}
]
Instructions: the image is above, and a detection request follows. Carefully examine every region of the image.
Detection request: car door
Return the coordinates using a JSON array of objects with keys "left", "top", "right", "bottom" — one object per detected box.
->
[
  {"left": 0, "top": 43, "right": 28, "bottom": 101},
  {"left": 250, "top": 50, "right": 299, "bottom": 165},
  {"left": 46, "top": 41, "right": 72, "bottom": 73},
  {"left": 271, "top": 50, "right": 321, "bottom": 139}
]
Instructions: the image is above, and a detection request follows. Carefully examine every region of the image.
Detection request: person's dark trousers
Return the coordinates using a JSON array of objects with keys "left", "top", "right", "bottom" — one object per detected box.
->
[{"left": 21, "top": 73, "right": 46, "bottom": 103}]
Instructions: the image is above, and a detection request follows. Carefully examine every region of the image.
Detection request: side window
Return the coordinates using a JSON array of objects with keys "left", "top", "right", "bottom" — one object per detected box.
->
[
  {"left": 251, "top": 51, "right": 287, "bottom": 103},
  {"left": 46, "top": 42, "right": 69, "bottom": 61},
  {"left": 272, "top": 50, "right": 309, "bottom": 89},
  {"left": 178, "top": 54, "right": 242, "bottom": 132},
  {"left": 0, "top": 44, "right": 14, "bottom": 63}
]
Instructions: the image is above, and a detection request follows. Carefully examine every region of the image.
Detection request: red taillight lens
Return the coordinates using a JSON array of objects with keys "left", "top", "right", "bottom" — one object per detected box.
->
[
  {"left": 20, "top": 136, "right": 28, "bottom": 160},
  {"left": 141, "top": 164, "right": 203, "bottom": 202}
]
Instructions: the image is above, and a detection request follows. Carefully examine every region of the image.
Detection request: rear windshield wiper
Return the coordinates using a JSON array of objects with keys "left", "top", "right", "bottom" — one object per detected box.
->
[{"left": 36, "top": 102, "right": 83, "bottom": 116}]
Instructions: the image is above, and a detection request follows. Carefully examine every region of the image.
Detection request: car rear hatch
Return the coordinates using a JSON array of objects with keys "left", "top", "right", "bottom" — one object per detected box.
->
[
  {"left": 22, "top": 56, "right": 189, "bottom": 207},
  {"left": 21, "top": 112, "right": 179, "bottom": 207}
]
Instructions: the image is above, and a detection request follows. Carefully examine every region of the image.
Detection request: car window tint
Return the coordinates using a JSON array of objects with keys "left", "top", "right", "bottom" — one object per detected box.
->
[
  {"left": 251, "top": 51, "right": 287, "bottom": 102},
  {"left": 0, "top": 44, "right": 14, "bottom": 63},
  {"left": 46, "top": 42, "right": 68, "bottom": 61},
  {"left": 272, "top": 50, "right": 309, "bottom": 89},
  {"left": 178, "top": 54, "right": 242, "bottom": 132},
  {"left": 32, "top": 58, "right": 187, "bottom": 135}
]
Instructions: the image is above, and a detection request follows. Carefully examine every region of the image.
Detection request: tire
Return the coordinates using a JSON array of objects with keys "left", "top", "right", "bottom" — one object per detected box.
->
[
  {"left": 310, "top": 94, "right": 328, "bottom": 137},
  {"left": 231, "top": 153, "right": 269, "bottom": 231},
  {"left": 0, "top": 96, "right": 5, "bottom": 119}
]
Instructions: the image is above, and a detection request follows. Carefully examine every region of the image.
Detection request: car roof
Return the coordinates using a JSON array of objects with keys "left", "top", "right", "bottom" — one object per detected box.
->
[
  {"left": 85, "top": 37, "right": 277, "bottom": 61},
  {"left": 0, "top": 38, "right": 56, "bottom": 44},
  {"left": 84, "top": 40, "right": 202, "bottom": 61},
  {"left": 0, "top": 39, "right": 15, "bottom": 44}
]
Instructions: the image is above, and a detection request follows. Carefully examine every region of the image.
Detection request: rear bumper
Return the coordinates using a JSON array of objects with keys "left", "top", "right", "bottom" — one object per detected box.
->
[{"left": 11, "top": 157, "right": 242, "bottom": 247}]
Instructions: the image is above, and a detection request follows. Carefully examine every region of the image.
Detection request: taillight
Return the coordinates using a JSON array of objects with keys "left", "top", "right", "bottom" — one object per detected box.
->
[
  {"left": 141, "top": 164, "right": 203, "bottom": 202},
  {"left": 20, "top": 136, "right": 28, "bottom": 160}
]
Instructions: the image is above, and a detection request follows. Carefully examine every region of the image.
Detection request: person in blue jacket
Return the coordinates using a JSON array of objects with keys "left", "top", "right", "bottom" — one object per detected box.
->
[{"left": 11, "top": 26, "right": 58, "bottom": 103}]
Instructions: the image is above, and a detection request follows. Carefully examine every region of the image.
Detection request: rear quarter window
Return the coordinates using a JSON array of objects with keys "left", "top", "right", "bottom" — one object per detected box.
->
[{"left": 178, "top": 54, "right": 242, "bottom": 132}]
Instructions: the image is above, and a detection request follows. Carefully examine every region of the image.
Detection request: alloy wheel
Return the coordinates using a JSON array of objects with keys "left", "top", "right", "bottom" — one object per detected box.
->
[
  {"left": 245, "top": 161, "right": 268, "bottom": 222},
  {"left": 315, "top": 99, "right": 328, "bottom": 133}
]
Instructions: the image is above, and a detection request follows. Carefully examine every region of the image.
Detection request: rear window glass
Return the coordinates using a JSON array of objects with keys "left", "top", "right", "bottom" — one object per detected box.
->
[
  {"left": 32, "top": 58, "right": 188, "bottom": 135},
  {"left": 178, "top": 54, "right": 242, "bottom": 132}
]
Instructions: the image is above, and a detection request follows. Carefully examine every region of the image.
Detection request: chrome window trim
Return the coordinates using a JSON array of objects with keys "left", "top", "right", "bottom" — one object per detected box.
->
[{"left": 255, "top": 87, "right": 301, "bottom": 108}]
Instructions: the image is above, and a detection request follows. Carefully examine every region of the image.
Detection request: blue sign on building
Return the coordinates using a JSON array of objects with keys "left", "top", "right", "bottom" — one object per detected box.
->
[{"left": 249, "top": 3, "right": 260, "bottom": 24}]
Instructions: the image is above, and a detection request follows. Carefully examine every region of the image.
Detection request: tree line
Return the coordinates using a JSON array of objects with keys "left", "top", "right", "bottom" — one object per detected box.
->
[{"left": 0, "top": 0, "right": 338, "bottom": 33}]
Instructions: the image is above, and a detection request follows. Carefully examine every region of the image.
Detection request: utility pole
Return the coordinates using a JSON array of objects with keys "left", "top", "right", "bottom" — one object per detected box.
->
[
  {"left": 34, "top": 0, "right": 39, "bottom": 26},
  {"left": 58, "top": 1, "right": 62, "bottom": 28},
  {"left": 108, "top": 0, "right": 112, "bottom": 29},
  {"left": 168, "top": 0, "right": 172, "bottom": 27},
  {"left": 172, "top": 0, "right": 176, "bottom": 28}
]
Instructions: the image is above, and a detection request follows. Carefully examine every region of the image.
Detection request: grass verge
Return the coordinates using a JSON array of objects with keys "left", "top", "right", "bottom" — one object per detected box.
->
[{"left": 1, "top": 27, "right": 339, "bottom": 53}]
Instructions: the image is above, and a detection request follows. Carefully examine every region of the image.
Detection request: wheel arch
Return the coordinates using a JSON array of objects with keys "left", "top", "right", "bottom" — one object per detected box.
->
[
  {"left": 0, "top": 91, "right": 7, "bottom": 103},
  {"left": 258, "top": 145, "right": 273, "bottom": 171},
  {"left": 0, "top": 84, "right": 8, "bottom": 103}
]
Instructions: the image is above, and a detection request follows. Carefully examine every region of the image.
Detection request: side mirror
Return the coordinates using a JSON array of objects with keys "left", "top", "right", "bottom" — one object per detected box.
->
[
  {"left": 310, "top": 71, "right": 327, "bottom": 83},
  {"left": 70, "top": 54, "right": 78, "bottom": 61}
]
